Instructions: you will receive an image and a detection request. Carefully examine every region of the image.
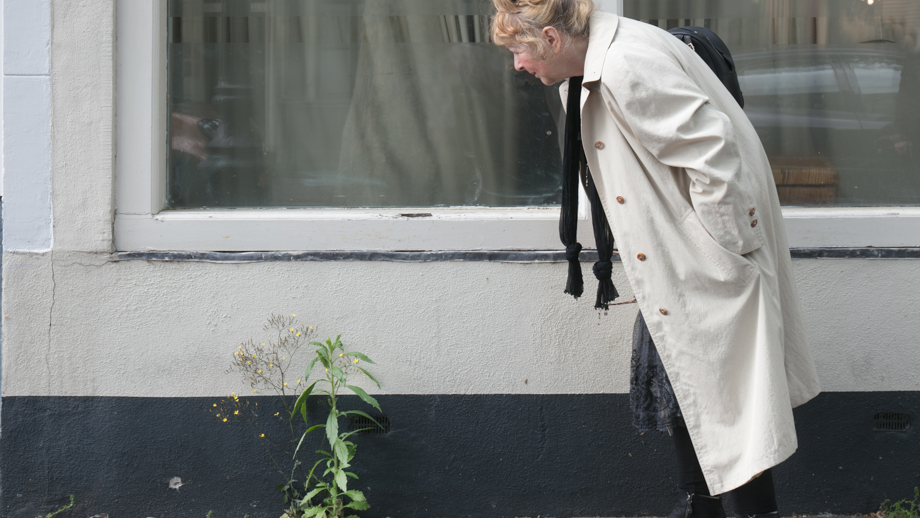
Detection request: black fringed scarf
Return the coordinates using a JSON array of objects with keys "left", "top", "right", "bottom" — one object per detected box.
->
[{"left": 559, "top": 76, "right": 619, "bottom": 310}]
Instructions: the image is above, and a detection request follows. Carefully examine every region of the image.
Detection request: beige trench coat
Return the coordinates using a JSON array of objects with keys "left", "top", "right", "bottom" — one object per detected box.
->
[{"left": 560, "top": 13, "right": 822, "bottom": 494}]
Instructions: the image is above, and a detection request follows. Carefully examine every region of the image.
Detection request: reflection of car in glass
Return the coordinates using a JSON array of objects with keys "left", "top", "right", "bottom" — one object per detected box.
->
[{"left": 734, "top": 44, "right": 916, "bottom": 206}]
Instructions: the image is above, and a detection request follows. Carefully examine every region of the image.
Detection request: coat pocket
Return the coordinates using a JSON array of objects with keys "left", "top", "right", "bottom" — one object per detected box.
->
[{"left": 677, "top": 209, "right": 756, "bottom": 286}]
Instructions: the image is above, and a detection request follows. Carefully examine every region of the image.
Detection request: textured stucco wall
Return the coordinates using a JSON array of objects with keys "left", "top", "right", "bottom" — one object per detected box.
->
[
  {"left": 2, "top": 254, "right": 919, "bottom": 397},
  {"left": 2, "top": 0, "right": 919, "bottom": 400},
  {"left": 50, "top": 0, "right": 114, "bottom": 253}
]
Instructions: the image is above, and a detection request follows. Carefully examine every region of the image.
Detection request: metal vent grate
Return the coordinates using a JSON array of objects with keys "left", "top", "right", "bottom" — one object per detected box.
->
[
  {"left": 873, "top": 412, "right": 910, "bottom": 432},
  {"left": 349, "top": 415, "right": 391, "bottom": 435}
]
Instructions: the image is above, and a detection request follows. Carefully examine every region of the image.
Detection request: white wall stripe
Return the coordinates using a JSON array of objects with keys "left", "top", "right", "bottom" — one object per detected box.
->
[{"left": 2, "top": 0, "right": 52, "bottom": 251}]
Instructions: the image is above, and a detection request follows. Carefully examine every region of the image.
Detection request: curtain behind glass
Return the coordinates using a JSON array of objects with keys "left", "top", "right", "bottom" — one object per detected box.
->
[{"left": 167, "top": 0, "right": 563, "bottom": 209}]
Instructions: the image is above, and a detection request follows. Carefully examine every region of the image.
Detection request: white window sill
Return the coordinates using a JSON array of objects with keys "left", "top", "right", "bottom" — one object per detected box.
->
[{"left": 113, "top": 206, "right": 920, "bottom": 252}]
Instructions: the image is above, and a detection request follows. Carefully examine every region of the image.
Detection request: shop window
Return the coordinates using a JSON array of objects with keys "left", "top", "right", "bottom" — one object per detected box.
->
[{"left": 166, "top": 0, "right": 564, "bottom": 209}]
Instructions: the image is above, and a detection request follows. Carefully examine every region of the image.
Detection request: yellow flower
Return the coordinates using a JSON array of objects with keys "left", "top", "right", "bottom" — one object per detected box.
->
[
  {"left": 296, "top": 379, "right": 301, "bottom": 384},
  {"left": 231, "top": 392, "right": 235, "bottom": 396},
  {"left": 291, "top": 314, "right": 296, "bottom": 317},
  {"left": 253, "top": 389, "right": 258, "bottom": 393},
  {"left": 261, "top": 343, "right": 265, "bottom": 347},
  {"left": 283, "top": 382, "right": 288, "bottom": 386},
  {"left": 238, "top": 345, "right": 242, "bottom": 349},
  {"left": 252, "top": 353, "right": 257, "bottom": 358},
  {"left": 354, "top": 358, "right": 359, "bottom": 363},
  {"left": 260, "top": 433, "right": 265, "bottom": 438},
  {"left": 296, "top": 333, "right": 301, "bottom": 337},
  {"left": 222, "top": 418, "right": 227, "bottom": 422},
  {"left": 213, "top": 404, "right": 217, "bottom": 407},
  {"left": 234, "top": 410, "right": 239, "bottom": 415},
  {"left": 325, "top": 368, "right": 329, "bottom": 372},
  {"left": 257, "top": 370, "right": 262, "bottom": 374},
  {"left": 289, "top": 328, "right": 294, "bottom": 332},
  {"left": 274, "top": 412, "right": 279, "bottom": 416},
  {"left": 247, "top": 361, "right": 251, "bottom": 365},
  {"left": 269, "top": 363, "right": 273, "bottom": 367},
  {"left": 339, "top": 353, "right": 343, "bottom": 357}
]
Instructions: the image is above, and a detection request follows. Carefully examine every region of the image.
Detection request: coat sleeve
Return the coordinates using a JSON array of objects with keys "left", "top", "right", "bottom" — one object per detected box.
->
[{"left": 599, "top": 43, "right": 763, "bottom": 256}]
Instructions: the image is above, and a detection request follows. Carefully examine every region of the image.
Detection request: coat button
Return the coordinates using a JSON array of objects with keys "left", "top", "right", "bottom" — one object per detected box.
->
[
  {"left": 659, "top": 308, "right": 669, "bottom": 315},
  {"left": 616, "top": 196, "right": 625, "bottom": 204},
  {"left": 637, "top": 253, "right": 646, "bottom": 261},
  {"left": 594, "top": 141, "right": 605, "bottom": 150},
  {"left": 751, "top": 219, "right": 758, "bottom": 228},
  {"left": 749, "top": 207, "right": 756, "bottom": 216}
]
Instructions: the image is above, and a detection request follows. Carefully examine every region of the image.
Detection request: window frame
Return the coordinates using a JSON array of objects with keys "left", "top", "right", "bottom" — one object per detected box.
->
[{"left": 114, "top": 0, "right": 920, "bottom": 252}]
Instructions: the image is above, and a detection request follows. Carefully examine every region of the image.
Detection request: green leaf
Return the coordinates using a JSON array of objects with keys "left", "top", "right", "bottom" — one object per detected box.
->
[
  {"left": 344, "top": 500, "right": 371, "bottom": 511},
  {"left": 345, "top": 471, "right": 359, "bottom": 479},
  {"left": 315, "top": 449, "right": 332, "bottom": 457},
  {"left": 344, "top": 352, "right": 376, "bottom": 365},
  {"left": 356, "top": 366, "right": 380, "bottom": 388},
  {"left": 330, "top": 366, "right": 346, "bottom": 383},
  {"left": 291, "top": 381, "right": 317, "bottom": 424},
  {"left": 333, "top": 439, "right": 349, "bottom": 465},
  {"left": 335, "top": 469, "right": 348, "bottom": 492},
  {"left": 304, "top": 423, "right": 325, "bottom": 435},
  {"left": 298, "top": 507, "right": 323, "bottom": 517},
  {"left": 342, "top": 410, "right": 382, "bottom": 430},
  {"left": 304, "top": 357, "right": 320, "bottom": 381},
  {"left": 342, "top": 490, "right": 366, "bottom": 502},
  {"left": 325, "top": 412, "right": 338, "bottom": 446},
  {"left": 343, "top": 385, "right": 381, "bottom": 412},
  {"left": 300, "top": 488, "right": 324, "bottom": 503}
]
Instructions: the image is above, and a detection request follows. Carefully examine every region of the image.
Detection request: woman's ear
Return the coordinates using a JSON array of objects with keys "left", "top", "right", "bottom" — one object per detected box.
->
[{"left": 542, "top": 26, "right": 563, "bottom": 53}]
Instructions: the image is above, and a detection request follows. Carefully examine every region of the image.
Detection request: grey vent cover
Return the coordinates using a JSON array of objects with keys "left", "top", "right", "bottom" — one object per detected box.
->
[{"left": 873, "top": 412, "right": 910, "bottom": 432}]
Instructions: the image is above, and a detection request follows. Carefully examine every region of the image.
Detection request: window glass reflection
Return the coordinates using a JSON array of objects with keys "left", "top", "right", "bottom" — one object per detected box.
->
[
  {"left": 625, "top": 0, "right": 920, "bottom": 206},
  {"left": 167, "top": 0, "right": 563, "bottom": 209}
]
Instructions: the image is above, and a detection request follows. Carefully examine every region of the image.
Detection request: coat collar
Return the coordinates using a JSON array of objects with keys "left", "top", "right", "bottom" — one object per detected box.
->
[{"left": 582, "top": 11, "right": 619, "bottom": 85}]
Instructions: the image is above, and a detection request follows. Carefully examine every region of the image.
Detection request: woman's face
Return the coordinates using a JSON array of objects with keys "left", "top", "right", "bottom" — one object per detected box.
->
[
  {"left": 509, "top": 28, "right": 569, "bottom": 85},
  {"left": 512, "top": 47, "right": 567, "bottom": 85}
]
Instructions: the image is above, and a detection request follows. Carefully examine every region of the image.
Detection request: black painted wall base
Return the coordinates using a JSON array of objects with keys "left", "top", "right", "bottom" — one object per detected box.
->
[{"left": 1, "top": 393, "right": 917, "bottom": 518}]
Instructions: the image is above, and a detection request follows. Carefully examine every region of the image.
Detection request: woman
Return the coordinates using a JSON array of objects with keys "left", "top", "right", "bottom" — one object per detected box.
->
[{"left": 491, "top": 1, "right": 822, "bottom": 517}]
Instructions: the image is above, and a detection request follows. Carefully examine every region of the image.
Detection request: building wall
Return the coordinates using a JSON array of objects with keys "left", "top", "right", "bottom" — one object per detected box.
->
[{"left": 1, "top": 1, "right": 918, "bottom": 517}]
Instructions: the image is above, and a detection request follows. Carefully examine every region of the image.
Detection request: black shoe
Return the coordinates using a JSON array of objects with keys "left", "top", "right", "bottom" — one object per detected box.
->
[
  {"left": 667, "top": 492, "right": 727, "bottom": 518},
  {"left": 733, "top": 513, "right": 778, "bottom": 518}
]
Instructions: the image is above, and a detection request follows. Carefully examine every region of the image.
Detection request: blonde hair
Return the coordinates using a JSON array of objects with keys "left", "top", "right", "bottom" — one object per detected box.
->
[{"left": 491, "top": 0, "right": 595, "bottom": 59}]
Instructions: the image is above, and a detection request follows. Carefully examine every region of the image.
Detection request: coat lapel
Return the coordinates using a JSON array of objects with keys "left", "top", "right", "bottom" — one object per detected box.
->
[{"left": 580, "top": 12, "right": 619, "bottom": 113}]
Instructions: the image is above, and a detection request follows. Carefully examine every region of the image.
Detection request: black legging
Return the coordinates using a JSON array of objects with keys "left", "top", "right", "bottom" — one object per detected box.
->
[{"left": 672, "top": 424, "right": 778, "bottom": 515}]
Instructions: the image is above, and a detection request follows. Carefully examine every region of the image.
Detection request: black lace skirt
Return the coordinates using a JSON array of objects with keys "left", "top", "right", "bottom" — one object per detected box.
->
[{"left": 630, "top": 311, "right": 685, "bottom": 432}]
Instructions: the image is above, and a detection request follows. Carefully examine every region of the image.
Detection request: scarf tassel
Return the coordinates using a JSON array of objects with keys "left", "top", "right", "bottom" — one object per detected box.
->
[
  {"left": 592, "top": 260, "right": 619, "bottom": 310},
  {"left": 564, "top": 243, "right": 585, "bottom": 299}
]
